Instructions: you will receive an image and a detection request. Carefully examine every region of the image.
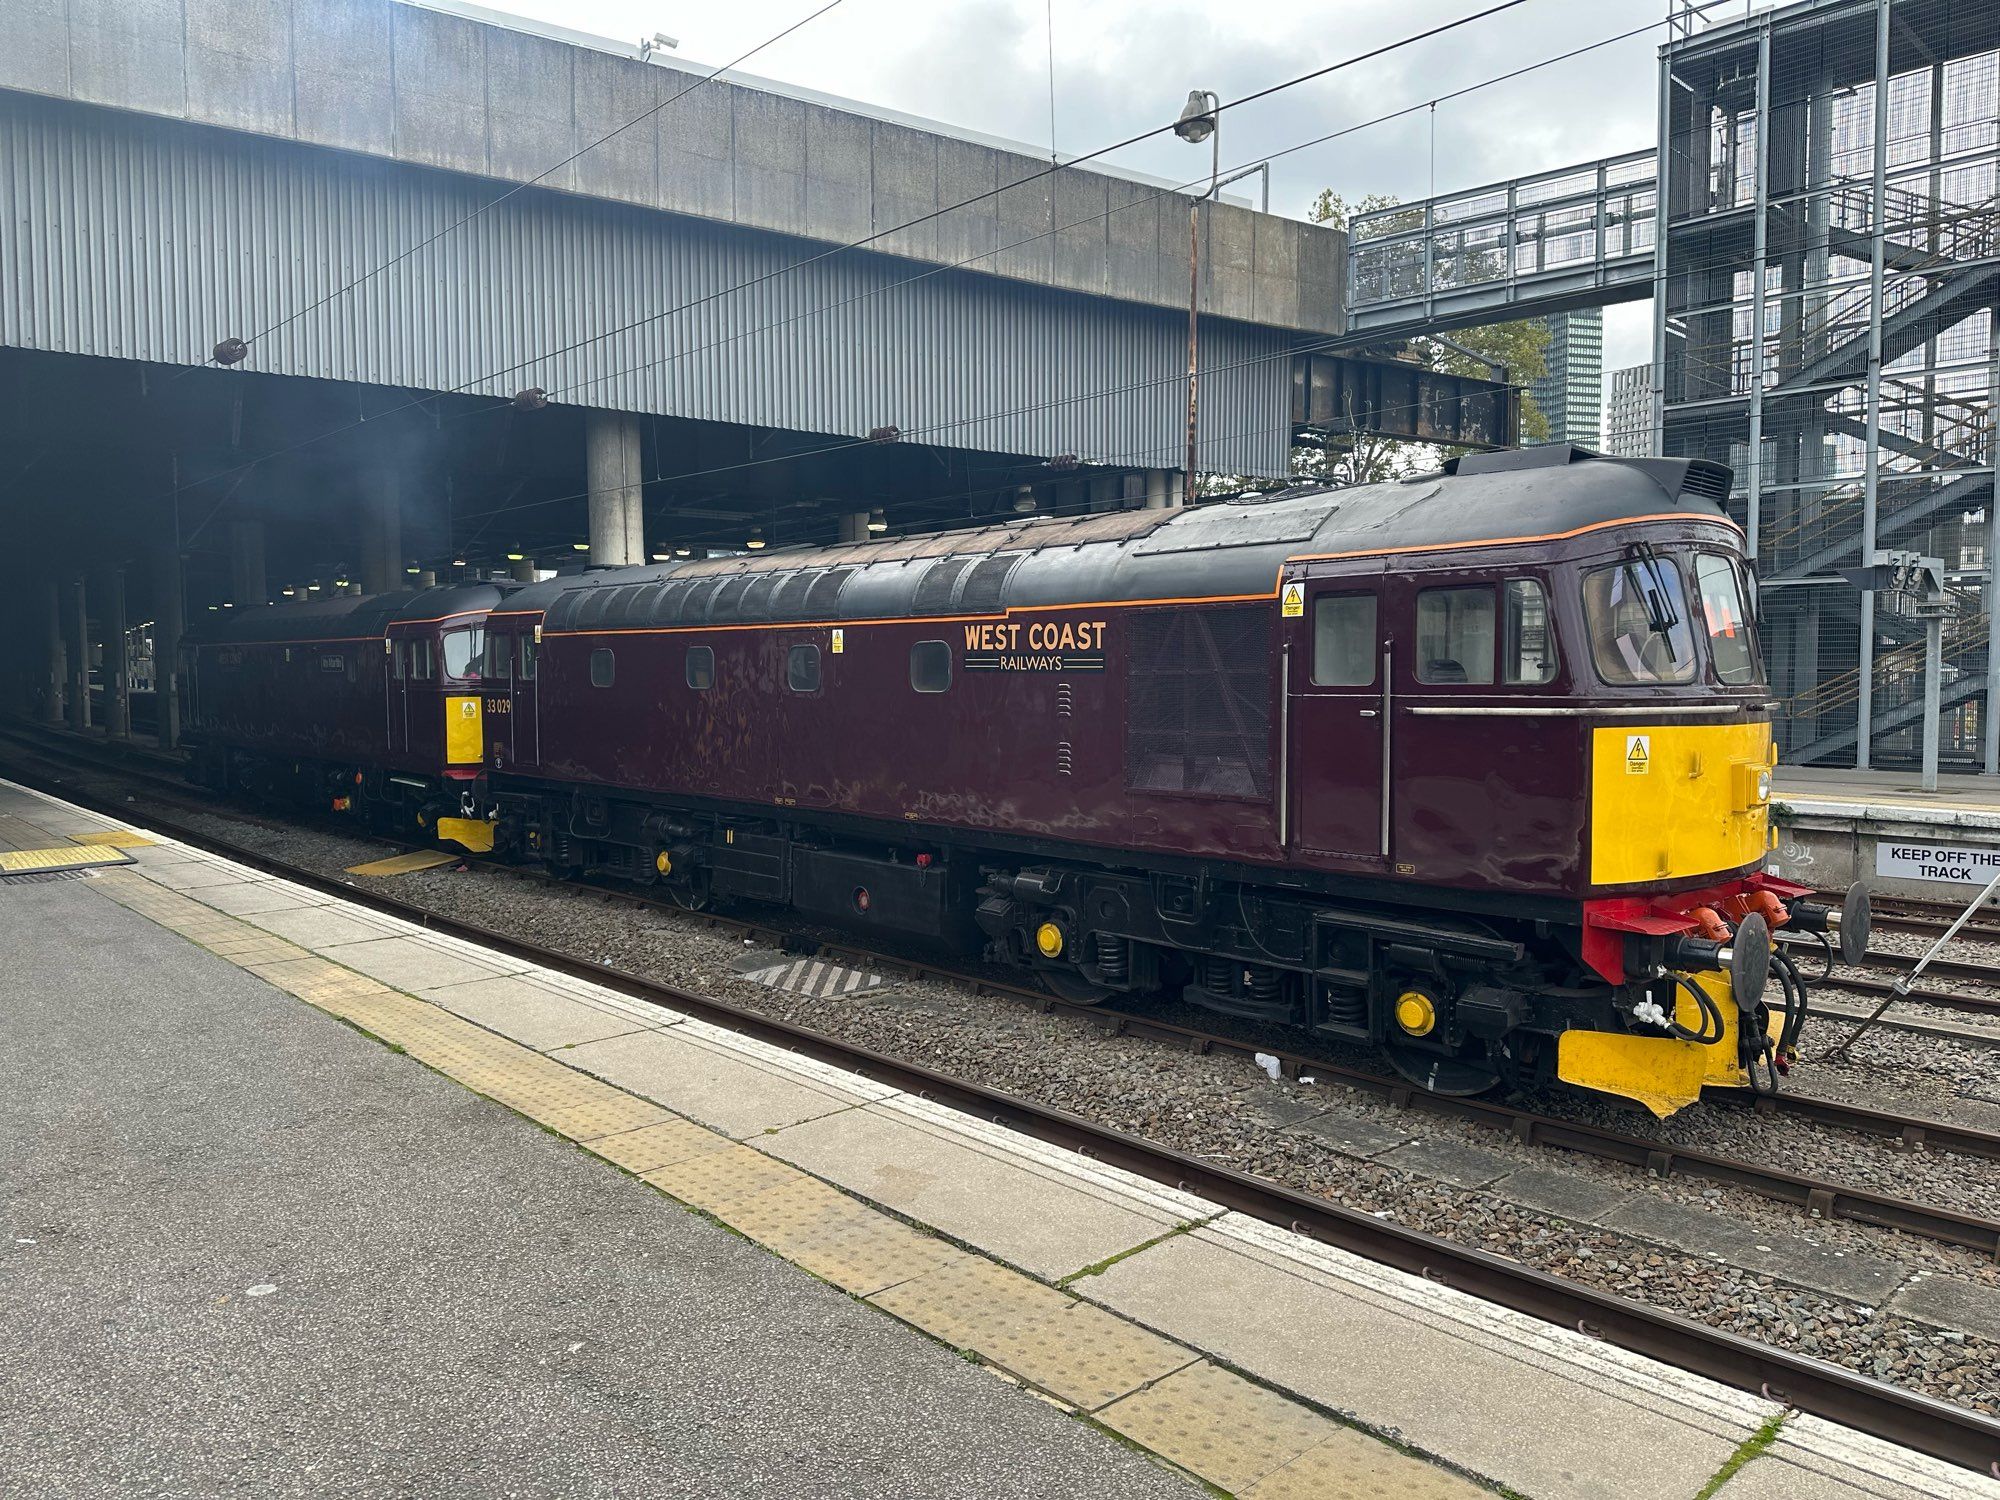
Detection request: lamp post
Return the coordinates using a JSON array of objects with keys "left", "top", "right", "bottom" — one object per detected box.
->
[{"left": 1175, "top": 89, "right": 1221, "bottom": 508}]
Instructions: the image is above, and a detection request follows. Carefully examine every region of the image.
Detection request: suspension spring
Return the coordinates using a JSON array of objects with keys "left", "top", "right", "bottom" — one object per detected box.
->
[
  {"left": 1202, "top": 955, "right": 1235, "bottom": 992},
  {"left": 1246, "top": 966, "right": 1283, "bottom": 1005},
  {"left": 1094, "top": 932, "right": 1130, "bottom": 985}
]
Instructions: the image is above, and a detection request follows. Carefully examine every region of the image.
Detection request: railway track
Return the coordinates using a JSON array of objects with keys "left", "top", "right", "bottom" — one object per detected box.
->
[
  {"left": 5, "top": 732, "right": 1998, "bottom": 1476},
  {"left": 8, "top": 723, "right": 2000, "bottom": 1253}
]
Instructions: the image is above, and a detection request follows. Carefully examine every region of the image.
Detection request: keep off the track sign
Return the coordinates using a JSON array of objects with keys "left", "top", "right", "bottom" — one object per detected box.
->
[{"left": 1875, "top": 839, "right": 2000, "bottom": 885}]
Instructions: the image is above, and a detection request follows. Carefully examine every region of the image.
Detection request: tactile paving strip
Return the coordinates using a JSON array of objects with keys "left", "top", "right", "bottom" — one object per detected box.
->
[
  {"left": 1099, "top": 1361, "right": 1341, "bottom": 1495},
  {"left": 68, "top": 831, "right": 156, "bottom": 848},
  {"left": 973, "top": 1300, "right": 1196, "bottom": 1412},
  {"left": 1241, "top": 1431, "right": 1486, "bottom": 1500},
  {"left": 868, "top": 1252, "right": 1072, "bottom": 1349}
]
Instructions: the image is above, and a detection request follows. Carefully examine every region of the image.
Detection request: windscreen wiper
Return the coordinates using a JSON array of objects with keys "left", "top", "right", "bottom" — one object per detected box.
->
[{"left": 1631, "top": 542, "right": 1681, "bottom": 635}]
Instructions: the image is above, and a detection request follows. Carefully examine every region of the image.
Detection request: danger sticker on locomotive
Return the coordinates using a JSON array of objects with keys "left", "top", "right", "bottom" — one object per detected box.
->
[
  {"left": 1626, "top": 734, "right": 1650, "bottom": 774},
  {"left": 1876, "top": 840, "right": 2000, "bottom": 885},
  {"left": 1281, "top": 582, "right": 1304, "bottom": 618},
  {"left": 963, "top": 619, "right": 1107, "bottom": 673}
]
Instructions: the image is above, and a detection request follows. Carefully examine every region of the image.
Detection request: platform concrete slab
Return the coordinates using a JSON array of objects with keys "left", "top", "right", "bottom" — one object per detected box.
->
[
  {"left": 0, "top": 877, "right": 1200, "bottom": 1500},
  {"left": 758, "top": 1101, "right": 1191, "bottom": 1281},
  {"left": 1717, "top": 1413, "right": 2000, "bottom": 1500},
  {"left": 1488, "top": 1166, "right": 1629, "bottom": 1223},
  {"left": 1378, "top": 1135, "right": 1520, "bottom": 1187},
  {"left": 132, "top": 858, "right": 258, "bottom": 890},
  {"left": 316, "top": 934, "right": 516, "bottom": 991},
  {"left": 561, "top": 1027, "right": 869, "bottom": 1138},
  {"left": 1085, "top": 1214, "right": 1775, "bottom": 1500},
  {"left": 239, "top": 902, "right": 402, "bottom": 949},
  {"left": 1599, "top": 1194, "right": 1910, "bottom": 1305},
  {"left": 1886, "top": 1272, "right": 2000, "bottom": 1344},
  {"left": 187, "top": 878, "right": 328, "bottom": 916},
  {"left": 419, "top": 975, "right": 652, "bottom": 1052}
]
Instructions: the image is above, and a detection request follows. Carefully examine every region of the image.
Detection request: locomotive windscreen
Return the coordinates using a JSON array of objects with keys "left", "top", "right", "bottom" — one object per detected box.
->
[{"left": 1125, "top": 606, "right": 1273, "bottom": 800}]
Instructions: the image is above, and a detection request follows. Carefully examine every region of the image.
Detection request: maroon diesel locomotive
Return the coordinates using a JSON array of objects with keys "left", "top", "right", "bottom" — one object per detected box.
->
[
  {"left": 184, "top": 447, "right": 1867, "bottom": 1115},
  {"left": 185, "top": 583, "right": 510, "bottom": 844}
]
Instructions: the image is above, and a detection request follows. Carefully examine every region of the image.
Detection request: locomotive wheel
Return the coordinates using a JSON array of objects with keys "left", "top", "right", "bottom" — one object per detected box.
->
[
  {"left": 665, "top": 868, "right": 715, "bottom": 912},
  {"left": 1037, "top": 966, "right": 1116, "bottom": 1006},
  {"left": 1383, "top": 1040, "right": 1501, "bottom": 1097}
]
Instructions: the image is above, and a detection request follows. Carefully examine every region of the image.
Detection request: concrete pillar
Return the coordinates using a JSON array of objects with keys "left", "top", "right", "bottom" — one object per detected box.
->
[
  {"left": 101, "top": 566, "right": 130, "bottom": 740},
  {"left": 836, "top": 511, "right": 871, "bottom": 543},
  {"left": 586, "top": 411, "right": 645, "bottom": 567},
  {"left": 230, "top": 520, "right": 267, "bottom": 607},
  {"left": 152, "top": 542, "right": 183, "bottom": 749},
  {"left": 68, "top": 573, "right": 90, "bottom": 732},
  {"left": 43, "top": 578, "right": 66, "bottom": 725},
  {"left": 415, "top": 569, "right": 438, "bottom": 589},
  {"left": 511, "top": 557, "right": 538, "bottom": 583},
  {"left": 1143, "top": 469, "right": 1179, "bottom": 509},
  {"left": 361, "top": 474, "right": 403, "bottom": 595}
]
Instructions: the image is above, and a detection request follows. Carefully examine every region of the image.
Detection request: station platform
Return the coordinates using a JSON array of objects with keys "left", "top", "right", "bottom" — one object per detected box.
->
[
  {"left": 1771, "top": 766, "right": 2000, "bottom": 899},
  {"left": 3, "top": 777, "right": 1994, "bottom": 1500}
]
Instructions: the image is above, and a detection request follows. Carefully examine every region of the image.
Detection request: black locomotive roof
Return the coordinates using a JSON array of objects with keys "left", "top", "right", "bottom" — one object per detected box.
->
[
  {"left": 499, "top": 449, "right": 1736, "bottom": 635},
  {"left": 184, "top": 583, "right": 516, "bottom": 645}
]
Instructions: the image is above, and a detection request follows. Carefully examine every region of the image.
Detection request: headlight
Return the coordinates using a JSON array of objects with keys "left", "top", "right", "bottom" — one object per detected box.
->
[{"left": 1756, "top": 767, "right": 1772, "bottom": 803}]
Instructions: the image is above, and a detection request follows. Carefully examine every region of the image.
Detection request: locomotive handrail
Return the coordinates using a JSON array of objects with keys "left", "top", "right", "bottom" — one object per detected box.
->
[{"left": 1403, "top": 703, "right": 1762, "bottom": 717}]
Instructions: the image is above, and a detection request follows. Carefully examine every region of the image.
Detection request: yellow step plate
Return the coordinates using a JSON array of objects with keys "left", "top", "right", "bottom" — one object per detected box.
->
[
  {"left": 344, "top": 850, "right": 461, "bottom": 877},
  {"left": 69, "top": 831, "right": 156, "bottom": 849},
  {"left": 0, "top": 846, "right": 136, "bottom": 875}
]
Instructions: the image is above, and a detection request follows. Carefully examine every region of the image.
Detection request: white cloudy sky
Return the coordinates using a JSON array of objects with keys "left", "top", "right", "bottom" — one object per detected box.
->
[{"left": 480, "top": 0, "right": 1785, "bottom": 371}]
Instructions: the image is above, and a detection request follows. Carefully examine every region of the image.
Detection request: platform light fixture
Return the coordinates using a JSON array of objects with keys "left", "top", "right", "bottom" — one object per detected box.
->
[
  {"left": 505, "top": 551, "right": 525, "bottom": 562},
  {"left": 675, "top": 546, "right": 693, "bottom": 558},
  {"left": 650, "top": 551, "right": 671, "bottom": 562},
  {"left": 866, "top": 508, "right": 887, "bottom": 533},
  {"left": 746, "top": 526, "right": 767, "bottom": 550},
  {"left": 405, "top": 566, "right": 421, "bottom": 575},
  {"left": 571, "top": 542, "right": 590, "bottom": 552}
]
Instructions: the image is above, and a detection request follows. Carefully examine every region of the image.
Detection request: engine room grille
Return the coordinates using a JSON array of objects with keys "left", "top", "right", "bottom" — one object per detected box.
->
[{"left": 1125, "top": 606, "right": 1272, "bottom": 800}]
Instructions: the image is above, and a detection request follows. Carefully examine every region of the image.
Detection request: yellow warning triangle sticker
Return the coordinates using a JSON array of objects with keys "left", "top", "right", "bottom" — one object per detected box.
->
[
  {"left": 1626, "top": 733, "right": 1650, "bottom": 773},
  {"left": 1280, "top": 582, "right": 1305, "bottom": 618}
]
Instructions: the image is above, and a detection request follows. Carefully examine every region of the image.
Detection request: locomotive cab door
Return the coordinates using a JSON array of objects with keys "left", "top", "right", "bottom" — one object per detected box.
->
[
  {"left": 1286, "top": 576, "right": 1389, "bottom": 863},
  {"left": 386, "top": 634, "right": 411, "bottom": 759}
]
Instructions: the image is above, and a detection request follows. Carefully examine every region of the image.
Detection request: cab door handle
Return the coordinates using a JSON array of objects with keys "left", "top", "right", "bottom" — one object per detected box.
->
[{"left": 1358, "top": 709, "right": 1379, "bottom": 718}]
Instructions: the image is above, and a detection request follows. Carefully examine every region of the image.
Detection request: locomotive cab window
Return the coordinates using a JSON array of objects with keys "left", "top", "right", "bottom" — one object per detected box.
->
[
  {"left": 788, "top": 644, "right": 820, "bottom": 693},
  {"left": 590, "top": 648, "right": 615, "bottom": 688},
  {"left": 443, "top": 626, "right": 483, "bottom": 681},
  {"left": 1584, "top": 556, "right": 1696, "bottom": 685},
  {"left": 1502, "top": 580, "right": 1558, "bottom": 685},
  {"left": 911, "top": 640, "right": 951, "bottom": 693},
  {"left": 408, "top": 638, "right": 436, "bottom": 681},
  {"left": 518, "top": 637, "right": 538, "bottom": 681},
  {"left": 1695, "top": 554, "right": 1761, "bottom": 685},
  {"left": 483, "top": 633, "right": 512, "bottom": 682},
  {"left": 1311, "top": 594, "right": 1376, "bottom": 686},
  {"left": 686, "top": 645, "right": 714, "bottom": 690},
  {"left": 1416, "top": 587, "right": 1495, "bottom": 684}
]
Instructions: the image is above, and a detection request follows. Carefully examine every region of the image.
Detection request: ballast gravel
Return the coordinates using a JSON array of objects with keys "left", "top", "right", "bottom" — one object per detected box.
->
[{"left": 19, "top": 760, "right": 2000, "bottom": 1421}]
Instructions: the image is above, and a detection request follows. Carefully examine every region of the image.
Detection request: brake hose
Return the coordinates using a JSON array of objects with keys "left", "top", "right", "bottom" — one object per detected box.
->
[{"left": 1662, "top": 973, "right": 1726, "bottom": 1046}]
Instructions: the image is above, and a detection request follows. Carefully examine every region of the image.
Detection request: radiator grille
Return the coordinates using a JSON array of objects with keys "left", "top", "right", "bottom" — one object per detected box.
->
[{"left": 1126, "top": 606, "right": 1272, "bottom": 800}]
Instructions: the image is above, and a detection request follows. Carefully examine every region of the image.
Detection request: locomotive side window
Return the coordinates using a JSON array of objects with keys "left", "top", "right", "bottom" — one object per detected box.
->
[
  {"left": 686, "top": 646, "right": 715, "bottom": 690},
  {"left": 410, "top": 638, "right": 436, "bottom": 681},
  {"left": 484, "top": 633, "right": 511, "bottom": 682},
  {"left": 1415, "top": 587, "right": 1495, "bottom": 684},
  {"left": 518, "top": 637, "right": 538, "bottom": 681},
  {"left": 788, "top": 644, "right": 821, "bottom": 693},
  {"left": 1583, "top": 559, "right": 1696, "bottom": 685},
  {"left": 392, "top": 640, "right": 405, "bottom": 680},
  {"left": 1694, "top": 555, "right": 1760, "bottom": 685},
  {"left": 1310, "top": 595, "right": 1376, "bottom": 686},
  {"left": 590, "top": 648, "right": 615, "bottom": 688},
  {"left": 1502, "top": 580, "right": 1558, "bottom": 685},
  {"left": 910, "top": 640, "right": 951, "bottom": 693}
]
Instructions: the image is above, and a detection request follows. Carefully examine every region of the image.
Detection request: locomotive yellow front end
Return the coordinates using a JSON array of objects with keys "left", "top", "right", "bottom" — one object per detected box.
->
[{"left": 1567, "top": 715, "right": 1866, "bottom": 1116}]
